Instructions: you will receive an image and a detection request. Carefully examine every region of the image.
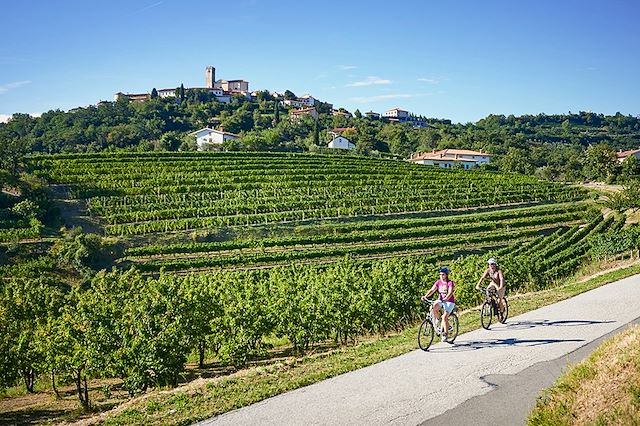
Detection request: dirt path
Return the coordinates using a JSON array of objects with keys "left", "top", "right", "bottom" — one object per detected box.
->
[{"left": 50, "top": 184, "right": 103, "bottom": 234}]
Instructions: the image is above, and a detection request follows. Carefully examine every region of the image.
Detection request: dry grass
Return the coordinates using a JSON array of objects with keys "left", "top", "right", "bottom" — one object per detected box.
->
[{"left": 529, "top": 325, "right": 640, "bottom": 425}]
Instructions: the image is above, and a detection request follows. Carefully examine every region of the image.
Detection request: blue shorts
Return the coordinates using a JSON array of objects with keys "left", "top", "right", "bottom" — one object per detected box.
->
[{"left": 434, "top": 300, "right": 456, "bottom": 314}]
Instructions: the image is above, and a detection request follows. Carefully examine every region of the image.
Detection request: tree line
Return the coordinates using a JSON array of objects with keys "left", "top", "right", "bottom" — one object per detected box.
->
[{"left": 2, "top": 93, "right": 640, "bottom": 184}]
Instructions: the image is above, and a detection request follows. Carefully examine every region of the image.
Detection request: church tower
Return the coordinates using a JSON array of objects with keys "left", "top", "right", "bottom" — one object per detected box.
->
[{"left": 205, "top": 66, "right": 216, "bottom": 89}]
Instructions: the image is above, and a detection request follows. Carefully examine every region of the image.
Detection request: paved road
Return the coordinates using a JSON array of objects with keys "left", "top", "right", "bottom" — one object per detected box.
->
[{"left": 198, "top": 274, "right": 640, "bottom": 426}]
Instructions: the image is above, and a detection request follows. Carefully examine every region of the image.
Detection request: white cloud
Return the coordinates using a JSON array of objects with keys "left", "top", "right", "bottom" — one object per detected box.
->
[
  {"left": 349, "top": 93, "right": 430, "bottom": 103},
  {"left": 0, "top": 80, "right": 32, "bottom": 94},
  {"left": 417, "top": 77, "right": 439, "bottom": 84},
  {"left": 339, "top": 65, "right": 357, "bottom": 70},
  {"left": 346, "top": 76, "right": 392, "bottom": 87}
]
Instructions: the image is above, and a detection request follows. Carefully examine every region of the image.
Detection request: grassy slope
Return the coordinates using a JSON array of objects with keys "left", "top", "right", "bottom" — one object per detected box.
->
[{"left": 528, "top": 324, "right": 640, "bottom": 425}]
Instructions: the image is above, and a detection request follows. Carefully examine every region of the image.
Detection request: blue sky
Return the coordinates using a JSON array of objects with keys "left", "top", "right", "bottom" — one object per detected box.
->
[{"left": 1, "top": 0, "right": 638, "bottom": 123}]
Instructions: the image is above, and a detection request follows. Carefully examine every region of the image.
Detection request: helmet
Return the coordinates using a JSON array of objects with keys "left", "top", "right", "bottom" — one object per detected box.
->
[
  {"left": 487, "top": 258, "right": 497, "bottom": 265},
  {"left": 439, "top": 267, "right": 450, "bottom": 274}
]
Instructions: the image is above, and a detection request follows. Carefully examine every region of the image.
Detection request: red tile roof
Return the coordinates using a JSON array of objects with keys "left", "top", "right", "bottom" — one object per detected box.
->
[{"left": 617, "top": 149, "right": 640, "bottom": 159}]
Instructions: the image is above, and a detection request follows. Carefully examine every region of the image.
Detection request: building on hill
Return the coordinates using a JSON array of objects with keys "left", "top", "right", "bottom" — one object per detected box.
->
[
  {"left": 114, "top": 92, "right": 150, "bottom": 102},
  {"left": 190, "top": 127, "right": 239, "bottom": 150},
  {"left": 365, "top": 110, "right": 380, "bottom": 119},
  {"left": 114, "top": 65, "right": 247, "bottom": 103},
  {"left": 157, "top": 88, "right": 177, "bottom": 98},
  {"left": 289, "top": 107, "right": 319, "bottom": 121},
  {"left": 283, "top": 99, "right": 305, "bottom": 108},
  {"left": 382, "top": 108, "right": 427, "bottom": 128},
  {"left": 298, "top": 94, "right": 316, "bottom": 106},
  {"left": 328, "top": 135, "right": 355, "bottom": 150},
  {"left": 218, "top": 79, "right": 249, "bottom": 92},
  {"left": 331, "top": 109, "right": 351, "bottom": 117},
  {"left": 616, "top": 148, "right": 640, "bottom": 163},
  {"left": 409, "top": 149, "right": 493, "bottom": 169},
  {"left": 383, "top": 108, "right": 409, "bottom": 120}
]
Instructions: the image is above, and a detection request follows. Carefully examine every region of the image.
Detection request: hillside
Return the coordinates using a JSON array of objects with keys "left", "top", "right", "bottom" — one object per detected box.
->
[
  {"left": 2, "top": 151, "right": 640, "bottom": 425},
  {"left": 28, "top": 151, "right": 590, "bottom": 272}
]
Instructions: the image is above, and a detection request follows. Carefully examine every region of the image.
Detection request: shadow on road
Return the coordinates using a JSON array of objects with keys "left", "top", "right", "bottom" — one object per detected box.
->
[
  {"left": 503, "top": 319, "right": 616, "bottom": 330},
  {"left": 429, "top": 337, "right": 585, "bottom": 352}
]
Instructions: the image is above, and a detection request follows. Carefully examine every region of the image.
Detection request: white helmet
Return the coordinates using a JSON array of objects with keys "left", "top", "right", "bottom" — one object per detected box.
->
[{"left": 487, "top": 258, "right": 497, "bottom": 265}]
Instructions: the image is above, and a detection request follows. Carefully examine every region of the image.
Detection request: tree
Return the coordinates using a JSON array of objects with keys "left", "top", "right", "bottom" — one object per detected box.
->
[
  {"left": 354, "top": 109, "right": 362, "bottom": 119},
  {"left": 584, "top": 143, "right": 618, "bottom": 182},
  {"left": 176, "top": 84, "right": 185, "bottom": 102},
  {"left": 621, "top": 155, "right": 640, "bottom": 182},
  {"left": 150, "top": 88, "right": 158, "bottom": 99},
  {"left": 274, "top": 101, "right": 280, "bottom": 124},
  {"left": 313, "top": 118, "right": 320, "bottom": 146},
  {"left": 497, "top": 147, "right": 533, "bottom": 175},
  {"left": 284, "top": 90, "right": 296, "bottom": 100}
]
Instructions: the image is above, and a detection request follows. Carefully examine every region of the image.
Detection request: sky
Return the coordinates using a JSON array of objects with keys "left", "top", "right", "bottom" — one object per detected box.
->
[{"left": 1, "top": 0, "right": 639, "bottom": 124}]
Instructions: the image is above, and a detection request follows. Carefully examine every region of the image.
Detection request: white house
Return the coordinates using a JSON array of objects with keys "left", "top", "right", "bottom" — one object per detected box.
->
[
  {"left": 383, "top": 108, "right": 410, "bottom": 120},
  {"left": 328, "top": 136, "right": 355, "bottom": 150},
  {"left": 158, "top": 88, "right": 176, "bottom": 98},
  {"left": 218, "top": 79, "right": 249, "bottom": 92},
  {"left": 617, "top": 149, "right": 640, "bottom": 163},
  {"left": 298, "top": 95, "right": 316, "bottom": 107},
  {"left": 190, "top": 127, "right": 239, "bottom": 150},
  {"left": 283, "top": 99, "right": 305, "bottom": 108},
  {"left": 409, "top": 149, "right": 493, "bottom": 169}
]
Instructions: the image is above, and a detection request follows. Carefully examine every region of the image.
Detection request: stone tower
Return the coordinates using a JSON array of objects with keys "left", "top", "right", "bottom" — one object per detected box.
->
[{"left": 205, "top": 66, "right": 216, "bottom": 89}]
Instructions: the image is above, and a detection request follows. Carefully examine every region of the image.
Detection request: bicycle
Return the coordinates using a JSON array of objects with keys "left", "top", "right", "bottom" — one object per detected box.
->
[
  {"left": 478, "top": 286, "right": 509, "bottom": 330},
  {"left": 417, "top": 298, "right": 459, "bottom": 351}
]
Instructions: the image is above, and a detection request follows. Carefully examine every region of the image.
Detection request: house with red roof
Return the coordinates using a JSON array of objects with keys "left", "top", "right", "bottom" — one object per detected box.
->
[
  {"left": 616, "top": 148, "right": 640, "bottom": 163},
  {"left": 409, "top": 149, "right": 493, "bottom": 169}
]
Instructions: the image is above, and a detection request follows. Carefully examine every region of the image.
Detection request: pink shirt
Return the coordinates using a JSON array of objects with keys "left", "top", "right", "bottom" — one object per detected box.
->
[{"left": 432, "top": 279, "right": 455, "bottom": 303}]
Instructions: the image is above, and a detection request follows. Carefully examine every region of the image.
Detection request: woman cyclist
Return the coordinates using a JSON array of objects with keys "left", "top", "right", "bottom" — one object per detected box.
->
[
  {"left": 476, "top": 258, "right": 506, "bottom": 313},
  {"left": 421, "top": 267, "right": 456, "bottom": 339}
]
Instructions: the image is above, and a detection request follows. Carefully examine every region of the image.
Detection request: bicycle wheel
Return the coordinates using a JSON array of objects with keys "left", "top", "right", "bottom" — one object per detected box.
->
[
  {"left": 444, "top": 314, "right": 459, "bottom": 343},
  {"left": 418, "top": 318, "right": 435, "bottom": 351},
  {"left": 498, "top": 297, "right": 509, "bottom": 324},
  {"left": 481, "top": 301, "right": 493, "bottom": 330}
]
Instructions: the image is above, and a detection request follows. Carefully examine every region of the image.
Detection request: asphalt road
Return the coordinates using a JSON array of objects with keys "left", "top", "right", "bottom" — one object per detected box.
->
[{"left": 198, "top": 274, "right": 640, "bottom": 426}]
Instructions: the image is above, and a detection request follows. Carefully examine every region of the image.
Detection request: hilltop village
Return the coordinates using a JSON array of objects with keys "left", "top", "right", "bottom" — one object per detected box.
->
[{"left": 111, "top": 66, "right": 488, "bottom": 163}]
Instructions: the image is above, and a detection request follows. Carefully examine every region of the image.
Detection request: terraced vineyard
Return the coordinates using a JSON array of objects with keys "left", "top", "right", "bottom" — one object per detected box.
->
[
  {"left": 27, "top": 151, "right": 596, "bottom": 272},
  {"left": 8, "top": 150, "right": 633, "bottom": 408}
]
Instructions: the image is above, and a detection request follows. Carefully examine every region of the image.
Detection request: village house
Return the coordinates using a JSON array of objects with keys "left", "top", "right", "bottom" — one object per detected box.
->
[
  {"left": 409, "top": 149, "right": 493, "bottom": 169},
  {"left": 113, "top": 92, "right": 150, "bottom": 102},
  {"left": 383, "top": 108, "right": 410, "bottom": 120},
  {"left": 365, "top": 111, "right": 380, "bottom": 120},
  {"left": 616, "top": 148, "right": 640, "bottom": 163},
  {"left": 283, "top": 99, "right": 306, "bottom": 108},
  {"left": 190, "top": 127, "right": 239, "bottom": 150},
  {"left": 289, "top": 107, "right": 319, "bottom": 121},
  {"left": 382, "top": 108, "right": 427, "bottom": 128},
  {"left": 331, "top": 109, "right": 352, "bottom": 117},
  {"left": 326, "top": 127, "right": 355, "bottom": 150},
  {"left": 328, "top": 135, "right": 355, "bottom": 150}
]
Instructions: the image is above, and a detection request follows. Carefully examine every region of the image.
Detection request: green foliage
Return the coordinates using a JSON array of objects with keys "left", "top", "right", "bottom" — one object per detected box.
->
[{"left": 584, "top": 143, "right": 619, "bottom": 182}]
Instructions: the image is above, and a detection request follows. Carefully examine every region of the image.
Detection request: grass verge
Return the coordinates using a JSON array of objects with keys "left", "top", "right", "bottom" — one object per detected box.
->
[
  {"left": 77, "top": 261, "right": 640, "bottom": 426},
  {"left": 528, "top": 324, "right": 640, "bottom": 425}
]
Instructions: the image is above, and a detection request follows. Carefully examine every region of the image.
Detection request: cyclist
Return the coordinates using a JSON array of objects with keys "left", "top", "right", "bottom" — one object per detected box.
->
[
  {"left": 421, "top": 267, "right": 456, "bottom": 339},
  {"left": 475, "top": 258, "right": 506, "bottom": 312}
]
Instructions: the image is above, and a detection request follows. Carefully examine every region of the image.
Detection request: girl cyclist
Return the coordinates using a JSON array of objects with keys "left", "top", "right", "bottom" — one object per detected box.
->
[
  {"left": 476, "top": 257, "right": 506, "bottom": 312},
  {"left": 421, "top": 267, "right": 456, "bottom": 339}
]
